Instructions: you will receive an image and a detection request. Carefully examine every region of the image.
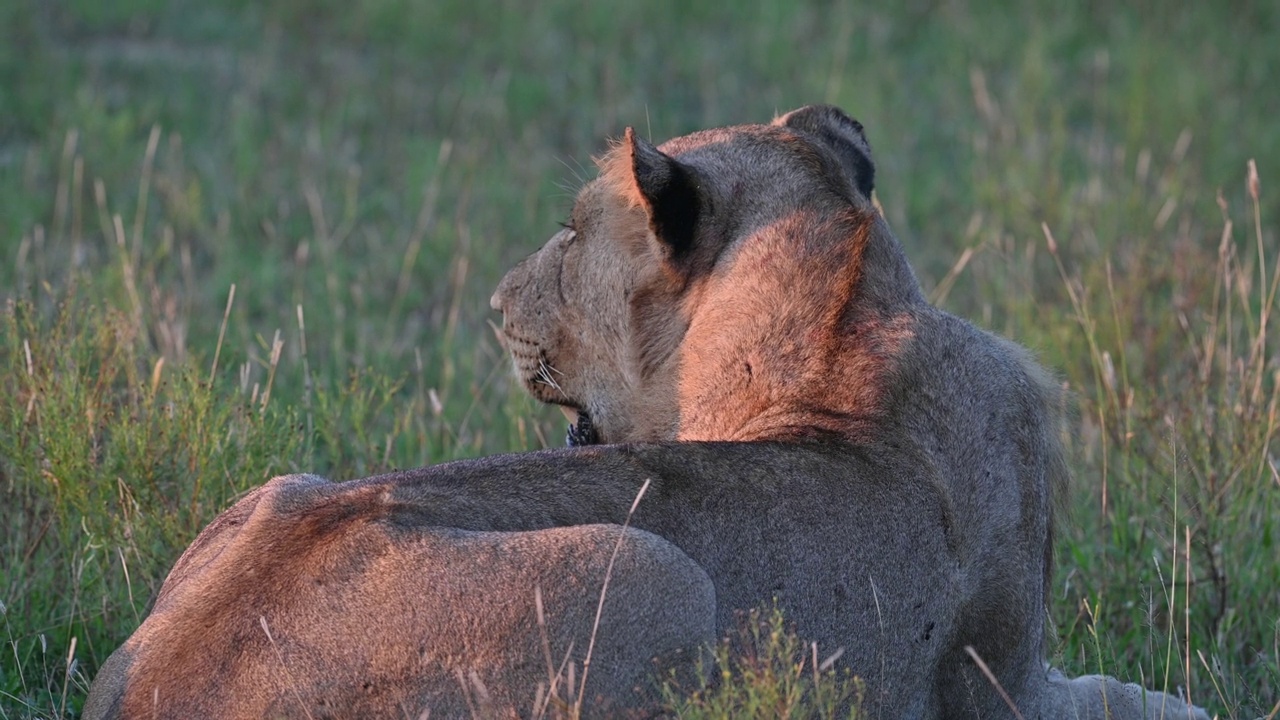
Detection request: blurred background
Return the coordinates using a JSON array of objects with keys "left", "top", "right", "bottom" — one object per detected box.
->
[{"left": 1, "top": 0, "right": 1277, "bottom": 716}]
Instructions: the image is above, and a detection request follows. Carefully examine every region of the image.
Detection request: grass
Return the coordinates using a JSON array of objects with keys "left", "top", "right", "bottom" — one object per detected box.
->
[
  {"left": 662, "top": 606, "right": 864, "bottom": 719},
  {"left": 1, "top": 0, "right": 1278, "bottom": 716}
]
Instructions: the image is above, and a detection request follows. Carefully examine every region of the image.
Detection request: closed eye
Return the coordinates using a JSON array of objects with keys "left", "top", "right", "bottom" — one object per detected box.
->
[
  {"left": 558, "top": 217, "right": 581, "bottom": 244},
  {"left": 556, "top": 229, "right": 573, "bottom": 304}
]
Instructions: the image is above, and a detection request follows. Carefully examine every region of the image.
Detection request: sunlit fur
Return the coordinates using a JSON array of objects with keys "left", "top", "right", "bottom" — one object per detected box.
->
[{"left": 85, "top": 107, "right": 1208, "bottom": 720}]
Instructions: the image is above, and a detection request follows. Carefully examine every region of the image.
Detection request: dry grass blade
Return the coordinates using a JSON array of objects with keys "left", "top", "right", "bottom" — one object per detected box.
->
[
  {"left": 574, "top": 478, "right": 652, "bottom": 714},
  {"left": 963, "top": 646, "right": 1025, "bottom": 720},
  {"left": 259, "top": 616, "right": 315, "bottom": 720},
  {"left": 57, "top": 636, "right": 77, "bottom": 719},
  {"left": 209, "top": 283, "right": 236, "bottom": 385}
]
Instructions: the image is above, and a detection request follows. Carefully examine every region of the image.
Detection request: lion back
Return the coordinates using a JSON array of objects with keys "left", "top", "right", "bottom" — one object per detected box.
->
[{"left": 85, "top": 474, "right": 716, "bottom": 719}]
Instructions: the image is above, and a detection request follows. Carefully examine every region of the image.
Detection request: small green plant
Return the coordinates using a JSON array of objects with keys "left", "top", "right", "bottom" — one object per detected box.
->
[{"left": 662, "top": 606, "right": 864, "bottom": 720}]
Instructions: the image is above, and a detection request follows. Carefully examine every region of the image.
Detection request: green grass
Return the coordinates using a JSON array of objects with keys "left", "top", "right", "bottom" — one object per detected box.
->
[
  {"left": 663, "top": 606, "right": 864, "bottom": 719},
  {"left": 2, "top": 0, "right": 1279, "bottom": 716}
]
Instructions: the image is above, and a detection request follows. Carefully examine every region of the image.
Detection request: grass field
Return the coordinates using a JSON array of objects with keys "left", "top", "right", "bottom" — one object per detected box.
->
[{"left": 2, "top": 0, "right": 1278, "bottom": 716}]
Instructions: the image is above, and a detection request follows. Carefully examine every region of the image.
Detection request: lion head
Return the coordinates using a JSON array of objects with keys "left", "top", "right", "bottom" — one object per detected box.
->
[{"left": 491, "top": 105, "right": 921, "bottom": 447}]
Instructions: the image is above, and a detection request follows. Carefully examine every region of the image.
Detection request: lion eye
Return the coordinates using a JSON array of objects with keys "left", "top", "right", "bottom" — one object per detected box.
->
[{"left": 554, "top": 220, "right": 577, "bottom": 245}]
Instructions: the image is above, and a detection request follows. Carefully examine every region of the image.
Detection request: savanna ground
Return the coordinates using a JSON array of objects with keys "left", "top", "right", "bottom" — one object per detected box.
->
[{"left": 1, "top": 1, "right": 1278, "bottom": 717}]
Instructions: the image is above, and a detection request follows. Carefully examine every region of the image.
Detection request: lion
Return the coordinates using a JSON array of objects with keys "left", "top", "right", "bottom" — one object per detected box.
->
[{"left": 85, "top": 106, "right": 1209, "bottom": 719}]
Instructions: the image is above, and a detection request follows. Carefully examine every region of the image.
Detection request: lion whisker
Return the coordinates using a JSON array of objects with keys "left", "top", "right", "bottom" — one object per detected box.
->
[{"left": 536, "top": 359, "right": 564, "bottom": 393}]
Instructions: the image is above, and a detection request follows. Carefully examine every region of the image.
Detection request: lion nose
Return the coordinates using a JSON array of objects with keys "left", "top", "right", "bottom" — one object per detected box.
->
[
  {"left": 491, "top": 271, "right": 513, "bottom": 313},
  {"left": 491, "top": 259, "right": 528, "bottom": 314}
]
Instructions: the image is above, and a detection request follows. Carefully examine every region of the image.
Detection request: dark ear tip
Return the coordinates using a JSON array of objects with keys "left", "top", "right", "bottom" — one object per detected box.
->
[
  {"left": 775, "top": 105, "right": 870, "bottom": 152},
  {"left": 775, "top": 104, "right": 852, "bottom": 129},
  {"left": 775, "top": 104, "right": 875, "bottom": 199},
  {"left": 622, "top": 129, "right": 698, "bottom": 260}
]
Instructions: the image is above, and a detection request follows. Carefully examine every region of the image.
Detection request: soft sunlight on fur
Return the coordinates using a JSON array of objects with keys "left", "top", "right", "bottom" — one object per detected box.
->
[{"left": 83, "top": 107, "right": 1211, "bottom": 719}]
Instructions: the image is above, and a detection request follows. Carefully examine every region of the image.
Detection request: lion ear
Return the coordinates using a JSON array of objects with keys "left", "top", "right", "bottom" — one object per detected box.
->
[
  {"left": 623, "top": 127, "right": 699, "bottom": 261},
  {"left": 774, "top": 105, "right": 875, "bottom": 199}
]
